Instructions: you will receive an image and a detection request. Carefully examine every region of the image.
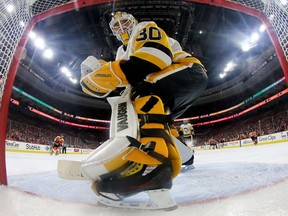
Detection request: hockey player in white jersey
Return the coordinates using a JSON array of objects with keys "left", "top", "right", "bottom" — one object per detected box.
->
[
  {"left": 78, "top": 12, "right": 208, "bottom": 210},
  {"left": 179, "top": 119, "right": 196, "bottom": 171},
  {"left": 180, "top": 119, "right": 195, "bottom": 147}
]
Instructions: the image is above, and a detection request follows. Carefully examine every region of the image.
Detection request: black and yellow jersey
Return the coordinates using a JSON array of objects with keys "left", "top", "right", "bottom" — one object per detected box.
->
[
  {"left": 80, "top": 21, "right": 206, "bottom": 98},
  {"left": 116, "top": 21, "right": 206, "bottom": 85},
  {"left": 179, "top": 123, "right": 194, "bottom": 137}
]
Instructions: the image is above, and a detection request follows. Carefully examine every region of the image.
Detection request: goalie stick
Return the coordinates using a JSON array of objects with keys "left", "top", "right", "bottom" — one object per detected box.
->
[{"left": 58, "top": 160, "right": 87, "bottom": 180}]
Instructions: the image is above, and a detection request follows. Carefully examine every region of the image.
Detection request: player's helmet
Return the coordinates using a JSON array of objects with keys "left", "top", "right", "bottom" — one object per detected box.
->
[
  {"left": 109, "top": 12, "right": 137, "bottom": 45},
  {"left": 183, "top": 119, "right": 189, "bottom": 124}
]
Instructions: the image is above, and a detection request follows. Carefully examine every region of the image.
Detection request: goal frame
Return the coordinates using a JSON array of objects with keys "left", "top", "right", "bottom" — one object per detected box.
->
[{"left": 0, "top": 0, "right": 287, "bottom": 185}]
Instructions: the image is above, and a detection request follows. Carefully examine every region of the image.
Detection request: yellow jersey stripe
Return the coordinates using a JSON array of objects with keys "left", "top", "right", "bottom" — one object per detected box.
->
[
  {"left": 146, "top": 63, "right": 189, "bottom": 82},
  {"left": 136, "top": 47, "right": 172, "bottom": 67},
  {"left": 173, "top": 51, "right": 191, "bottom": 61}
]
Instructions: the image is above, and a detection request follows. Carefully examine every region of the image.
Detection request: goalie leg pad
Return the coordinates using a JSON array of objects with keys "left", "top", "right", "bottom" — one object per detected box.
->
[
  {"left": 81, "top": 94, "right": 172, "bottom": 181},
  {"left": 134, "top": 95, "right": 182, "bottom": 178},
  {"left": 81, "top": 136, "right": 164, "bottom": 181},
  {"left": 83, "top": 93, "right": 181, "bottom": 198}
]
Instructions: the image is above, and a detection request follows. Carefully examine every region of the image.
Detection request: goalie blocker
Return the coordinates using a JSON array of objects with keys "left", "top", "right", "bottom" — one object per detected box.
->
[{"left": 80, "top": 88, "right": 181, "bottom": 210}]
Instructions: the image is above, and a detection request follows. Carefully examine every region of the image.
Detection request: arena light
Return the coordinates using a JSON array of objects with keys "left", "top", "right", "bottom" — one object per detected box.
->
[
  {"left": 29, "top": 31, "right": 36, "bottom": 39},
  {"left": 69, "top": 77, "right": 77, "bottom": 84},
  {"left": 219, "top": 73, "right": 226, "bottom": 78},
  {"left": 43, "top": 48, "right": 53, "bottom": 59},
  {"left": 224, "top": 62, "right": 234, "bottom": 72},
  {"left": 240, "top": 36, "right": 251, "bottom": 51},
  {"left": 60, "top": 66, "right": 78, "bottom": 83},
  {"left": 61, "top": 66, "right": 72, "bottom": 77},
  {"left": 34, "top": 37, "right": 45, "bottom": 50},
  {"left": 241, "top": 43, "right": 252, "bottom": 52},
  {"left": 251, "top": 32, "right": 260, "bottom": 43},
  {"left": 241, "top": 32, "right": 260, "bottom": 52},
  {"left": 259, "top": 24, "right": 266, "bottom": 32}
]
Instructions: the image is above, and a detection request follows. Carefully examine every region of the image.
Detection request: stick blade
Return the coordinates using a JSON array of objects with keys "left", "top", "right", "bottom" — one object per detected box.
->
[{"left": 58, "top": 160, "right": 88, "bottom": 180}]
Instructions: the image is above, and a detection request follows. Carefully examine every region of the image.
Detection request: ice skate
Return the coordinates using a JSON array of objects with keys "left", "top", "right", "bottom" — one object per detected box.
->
[
  {"left": 92, "top": 164, "right": 178, "bottom": 210},
  {"left": 181, "top": 164, "right": 195, "bottom": 172},
  {"left": 97, "top": 189, "right": 177, "bottom": 211}
]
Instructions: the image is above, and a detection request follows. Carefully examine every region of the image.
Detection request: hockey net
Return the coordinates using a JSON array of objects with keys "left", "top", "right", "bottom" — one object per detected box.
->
[{"left": 0, "top": 0, "right": 287, "bottom": 185}]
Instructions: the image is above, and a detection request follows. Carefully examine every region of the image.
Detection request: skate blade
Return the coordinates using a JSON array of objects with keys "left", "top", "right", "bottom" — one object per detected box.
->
[{"left": 97, "top": 189, "right": 177, "bottom": 211}]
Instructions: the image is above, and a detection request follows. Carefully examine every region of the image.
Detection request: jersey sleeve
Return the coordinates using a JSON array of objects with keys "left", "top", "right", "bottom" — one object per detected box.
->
[
  {"left": 119, "top": 22, "right": 173, "bottom": 86},
  {"left": 189, "top": 124, "right": 193, "bottom": 131},
  {"left": 169, "top": 37, "right": 191, "bottom": 61}
]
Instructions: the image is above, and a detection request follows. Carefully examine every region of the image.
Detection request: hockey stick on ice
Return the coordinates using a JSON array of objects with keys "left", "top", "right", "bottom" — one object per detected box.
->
[{"left": 58, "top": 159, "right": 88, "bottom": 180}]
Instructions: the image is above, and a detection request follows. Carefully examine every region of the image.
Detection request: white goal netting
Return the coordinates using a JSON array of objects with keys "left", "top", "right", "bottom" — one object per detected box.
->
[{"left": 0, "top": 0, "right": 287, "bottom": 185}]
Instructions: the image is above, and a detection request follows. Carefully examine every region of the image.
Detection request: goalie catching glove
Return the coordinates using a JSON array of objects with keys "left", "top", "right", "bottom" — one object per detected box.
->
[{"left": 80, "top": 56, "right": 128, "bottom": 98}]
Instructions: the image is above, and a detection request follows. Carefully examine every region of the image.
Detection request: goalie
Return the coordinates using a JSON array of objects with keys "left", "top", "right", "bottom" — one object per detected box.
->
[{"left": 79, "top": 12, "right": 207, "bottom": 210}]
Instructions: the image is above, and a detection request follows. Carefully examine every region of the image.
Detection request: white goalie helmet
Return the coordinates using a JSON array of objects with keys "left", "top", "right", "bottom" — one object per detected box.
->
[{"left": 109, "top": 11, "right": 138, "bottom": 45}]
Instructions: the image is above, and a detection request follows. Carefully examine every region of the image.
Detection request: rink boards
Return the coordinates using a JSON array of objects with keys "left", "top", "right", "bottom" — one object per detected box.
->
[
  {"left": 5, "top": 130, "right": 288, "bottom": 154},
  {"left": 5, "top": 139, "right": 93, "bottom": 154}
]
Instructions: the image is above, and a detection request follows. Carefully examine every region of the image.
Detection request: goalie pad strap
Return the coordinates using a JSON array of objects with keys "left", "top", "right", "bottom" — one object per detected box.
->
[
  {"left": 138, "top": 114, "right": 172, "bottom": 127},
  {"left": 127, "top": 136, "right": 153, "bottom": 150},
  {"left": 140, "top": 128, "right": 173, "bottom": 145},
  {"left": 147, "top": 151, "right": 171, "bottom": 166},
  {"left": 126, "top": 136, "right": 171, "bottom": 165}
]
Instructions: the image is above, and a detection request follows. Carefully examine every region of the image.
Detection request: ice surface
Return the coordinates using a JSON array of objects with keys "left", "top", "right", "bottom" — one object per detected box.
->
[{"left": 1, "top": 142, "right": 288, "bottom": 216}]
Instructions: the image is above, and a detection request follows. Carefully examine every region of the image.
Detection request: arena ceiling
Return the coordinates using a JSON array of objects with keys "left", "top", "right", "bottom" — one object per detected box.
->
[{"left": 13, "top": 0, "right": 285, "bottom": 118}]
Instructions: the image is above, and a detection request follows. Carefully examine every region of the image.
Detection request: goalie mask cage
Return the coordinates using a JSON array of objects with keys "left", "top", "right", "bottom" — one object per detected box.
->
[{"left": 0, "top": 0, "right": 287, "bottom": 185}]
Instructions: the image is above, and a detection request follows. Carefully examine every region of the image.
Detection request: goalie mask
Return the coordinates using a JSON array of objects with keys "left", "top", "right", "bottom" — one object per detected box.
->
[{"left": 109, "top": 12, "right": 137, "bottom": 45}]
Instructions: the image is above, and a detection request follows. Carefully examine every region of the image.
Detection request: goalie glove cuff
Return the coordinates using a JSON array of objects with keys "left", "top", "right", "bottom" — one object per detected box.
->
[
  {"left": 110, "top": 60, "right": 129, "bottom": 86},
  {"left": 80, "top": 60, "right": 129, "bottom": 98},
  {"left": 80, "top": 56, "right": 101, "bottom": 81}
]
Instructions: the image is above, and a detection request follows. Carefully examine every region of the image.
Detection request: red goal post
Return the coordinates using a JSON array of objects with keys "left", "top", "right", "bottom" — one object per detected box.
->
[{"left": 0, "top": 0, "right": 287, "bottom": 185}]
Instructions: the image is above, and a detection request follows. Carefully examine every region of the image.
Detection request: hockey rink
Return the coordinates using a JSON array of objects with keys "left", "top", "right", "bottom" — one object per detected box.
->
[{"left": 1, "top": 142, "right": 288, "bottom": 216}]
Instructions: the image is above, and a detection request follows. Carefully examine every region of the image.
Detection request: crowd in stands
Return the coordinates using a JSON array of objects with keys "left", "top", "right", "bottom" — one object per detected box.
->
[
  {"left": 6, "top": 105, "right": 108, "bottom": 149},
  {"left": 5, "top": 95, "right": 288, "bottom": 150},
  {"left": 193, "top": 107, "right": 288, "bottom": 147}
]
